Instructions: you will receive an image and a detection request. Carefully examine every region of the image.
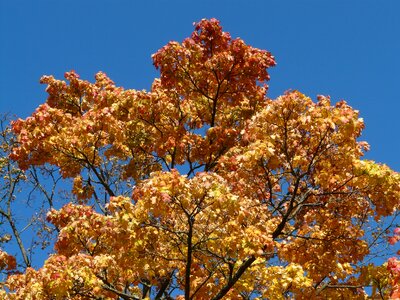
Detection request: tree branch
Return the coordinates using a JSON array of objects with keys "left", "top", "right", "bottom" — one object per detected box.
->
[{"left": 211, "top": 256, "right": 256, "bottom": 300}]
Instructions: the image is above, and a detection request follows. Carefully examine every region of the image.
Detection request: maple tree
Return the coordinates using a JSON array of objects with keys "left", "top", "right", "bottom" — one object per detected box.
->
[{"left": 0, "top": 18, "right": 399, "bottom": 299}]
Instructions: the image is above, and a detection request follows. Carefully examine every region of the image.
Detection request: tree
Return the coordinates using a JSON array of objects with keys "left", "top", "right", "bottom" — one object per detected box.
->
[{"left": 0, "top": 18, "right": 399, "bottom": 299}]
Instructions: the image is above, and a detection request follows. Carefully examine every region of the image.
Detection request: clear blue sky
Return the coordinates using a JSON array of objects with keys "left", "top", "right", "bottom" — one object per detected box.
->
[{"left": 1, "top": 0, "right": 399, "bottom": 173}]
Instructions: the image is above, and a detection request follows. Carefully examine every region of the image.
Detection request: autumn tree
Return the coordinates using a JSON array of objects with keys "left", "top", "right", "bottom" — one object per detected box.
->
[{"left": 0, "top": 18, "right": 399, "bottom": 299}]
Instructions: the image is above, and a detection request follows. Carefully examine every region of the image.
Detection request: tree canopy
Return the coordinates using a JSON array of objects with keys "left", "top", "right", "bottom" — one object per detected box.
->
[{"left": 0, "top": 18, "right": 399, "bottom": 299}]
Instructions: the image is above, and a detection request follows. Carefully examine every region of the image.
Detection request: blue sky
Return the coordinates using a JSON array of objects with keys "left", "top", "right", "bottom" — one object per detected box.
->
[
  {"left": 0, "top": 0, "right": 399, "bottom": 282},
  {"left": 0, "top": 0, "right": 399, "bottom": 171}
]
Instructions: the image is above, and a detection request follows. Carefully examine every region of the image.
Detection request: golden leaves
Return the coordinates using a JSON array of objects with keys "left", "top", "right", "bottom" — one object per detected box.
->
[
  {"left": 0, "top": 250, "right": 16, "bottom": 272},
  {"left": 353, "top": 160, "right": 400, "bottom": 217},
  {"left": 4, "top": 18, "right": 400, "bottom": 299},
  {"left": 5, "top": 254, "right": 108, "bottom": 300}
]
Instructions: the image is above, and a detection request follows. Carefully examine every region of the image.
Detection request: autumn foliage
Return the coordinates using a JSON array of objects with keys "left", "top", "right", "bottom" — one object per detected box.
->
[{"left": 1, "top": 19, "right": 399, "bottom": 299}]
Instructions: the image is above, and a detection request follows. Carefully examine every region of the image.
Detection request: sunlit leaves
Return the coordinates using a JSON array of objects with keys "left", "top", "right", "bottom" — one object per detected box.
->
[{"left": 3, "top": 18, "right": 400, "bottom": 299}]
